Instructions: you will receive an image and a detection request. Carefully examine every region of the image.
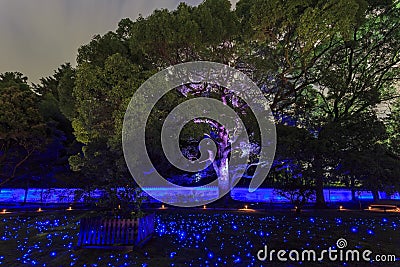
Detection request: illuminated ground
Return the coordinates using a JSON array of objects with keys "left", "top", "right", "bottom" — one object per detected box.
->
[{"left": 0, "top": 210, "right": 398, "bottom": 266}]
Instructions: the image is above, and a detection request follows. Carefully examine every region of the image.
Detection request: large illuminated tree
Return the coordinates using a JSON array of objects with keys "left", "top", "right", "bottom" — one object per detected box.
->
[{"left": 68, "top": 0, "right": 400, "bottom": 206}]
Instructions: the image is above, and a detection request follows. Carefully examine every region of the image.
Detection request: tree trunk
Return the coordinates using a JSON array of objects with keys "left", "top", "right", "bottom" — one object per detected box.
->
[
  {"left": 351, "top": 176, "right": 356, "bottom": 201},
  {"left": 313, "top": 157, "right": 327, "bottom": 209},
  {"left": 218, "top": 157, "right": 230, "bottom": 197},
  {"left": 23, "top": 180, "right": 29, "bottom": 204},
  {"left": 372, "top": 190, "right": 379, "bottom": 201},
  {"left": 214, "top": 115, "right": 233, "bottom": 207},
  {"left": 215, "top": 156, "right": 234, "bottom": 207},
  {"left": 315, "top": 176, "right": 326, "bottom": 208}
]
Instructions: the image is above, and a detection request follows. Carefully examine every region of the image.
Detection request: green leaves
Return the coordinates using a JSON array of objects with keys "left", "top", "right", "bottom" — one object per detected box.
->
[
  {"left": 0, "top": 73, "right": 45, "bottom": 142},
  {"left": 386, "top": 97, "right": 400, "bottom": 157},
  {"left": 0, "top": 72, "right": 46, "bottom": 184},
  {"left": 72, "top": 47, "right": 151, "bottom": 183},
  {"left": 60, "top": 0, "right": 400, "bottom": 195},
  {"left": 126, "top": 0, "right": 239, "bottom": 67}
]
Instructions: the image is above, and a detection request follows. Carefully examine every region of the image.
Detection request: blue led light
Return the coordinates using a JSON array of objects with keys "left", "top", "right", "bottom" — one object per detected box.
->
[
  {"left": 0, "top": 208, "right": 396, "bottom": 266},
  {"left": 233, "top": 257, "right": 241, "bottom": 263}
]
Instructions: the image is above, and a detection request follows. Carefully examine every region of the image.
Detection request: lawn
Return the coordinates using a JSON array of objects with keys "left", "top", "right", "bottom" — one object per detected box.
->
[{"left": 0, "top": 209, "right": 398, "bottom": 266}]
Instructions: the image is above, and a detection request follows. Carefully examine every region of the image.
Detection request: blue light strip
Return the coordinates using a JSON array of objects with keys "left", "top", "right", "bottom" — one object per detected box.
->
[{"left": 0, "top": 188, "right": 398, "bottom": 203}]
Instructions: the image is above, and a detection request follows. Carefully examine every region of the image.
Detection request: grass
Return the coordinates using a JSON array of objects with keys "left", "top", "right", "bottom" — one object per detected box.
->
[{"left": 0, "top": 209, "right": 399, "bottom": 266}]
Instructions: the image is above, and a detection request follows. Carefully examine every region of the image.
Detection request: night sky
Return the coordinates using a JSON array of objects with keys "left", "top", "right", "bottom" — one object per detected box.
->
[{"left": 0, "top": 0, "right": 238, "bottom": 84}]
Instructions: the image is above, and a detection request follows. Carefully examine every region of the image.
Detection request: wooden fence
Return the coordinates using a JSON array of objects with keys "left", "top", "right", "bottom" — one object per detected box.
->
[{"left": 76, "top": 213, "right": 155, "bottom": 249}]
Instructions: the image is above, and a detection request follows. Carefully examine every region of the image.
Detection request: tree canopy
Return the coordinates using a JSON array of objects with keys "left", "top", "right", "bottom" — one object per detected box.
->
[
  {"left": 65, "top": 0, "right": 400, "bottom": 202},
  {"left": 0, "top": 72, "right": 45, "bottom": 186},
  {"left": 1, "top": 0, "right": 399, "bottom": 205}
]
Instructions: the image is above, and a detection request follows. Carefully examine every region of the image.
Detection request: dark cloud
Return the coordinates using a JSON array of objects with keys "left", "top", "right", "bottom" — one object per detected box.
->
[{"left": 1, "top": 0, "right": 241, "bottom": 83}]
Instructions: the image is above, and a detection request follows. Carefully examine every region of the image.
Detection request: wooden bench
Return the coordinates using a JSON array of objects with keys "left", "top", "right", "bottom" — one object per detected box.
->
[{"left": 76, "top": 213, "right": 155, "bottom": 249}]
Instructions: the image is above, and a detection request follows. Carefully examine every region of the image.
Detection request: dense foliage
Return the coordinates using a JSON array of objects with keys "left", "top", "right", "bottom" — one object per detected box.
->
[{"left": 1, "top": 0, "right": 399, "bottom": 206}]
